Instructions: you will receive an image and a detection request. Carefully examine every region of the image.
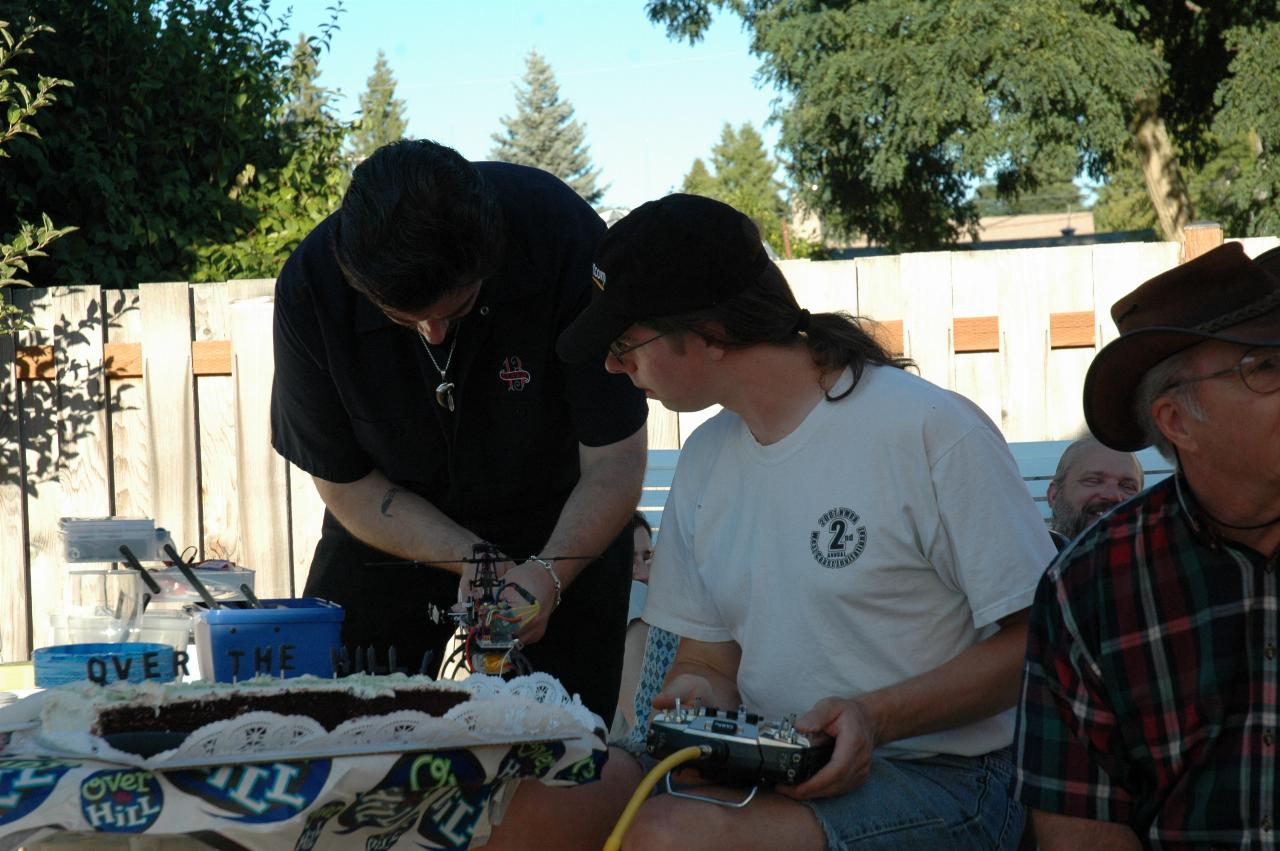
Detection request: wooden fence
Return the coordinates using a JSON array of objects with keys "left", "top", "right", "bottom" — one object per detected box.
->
[
  {"left": 648, "top": 235, "right": 1279, "bottom": 446},
  {"left": 2, "top": 235, "right": 1277, "bottom": 662},
  {"left": 0, "top": 280, "right": 327, "bottom": 663}
]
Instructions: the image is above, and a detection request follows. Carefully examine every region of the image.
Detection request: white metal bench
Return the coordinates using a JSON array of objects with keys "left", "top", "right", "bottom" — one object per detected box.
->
[{"left": 641, "top": 440, "right": 1175, "bottom": 531}]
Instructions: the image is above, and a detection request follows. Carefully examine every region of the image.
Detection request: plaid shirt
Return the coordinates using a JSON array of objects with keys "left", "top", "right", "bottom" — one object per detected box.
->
[{"left": 1015, "top": 473, "right": 1280, "bottom": 849}]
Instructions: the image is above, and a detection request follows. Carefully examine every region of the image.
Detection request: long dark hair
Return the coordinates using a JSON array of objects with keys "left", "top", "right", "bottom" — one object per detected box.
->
[
  {"left": 332, "top": 139, "right": 506, "bottom": 312},
  {"left": 644, "top": 263, "right": 914, "bottom": 400}
]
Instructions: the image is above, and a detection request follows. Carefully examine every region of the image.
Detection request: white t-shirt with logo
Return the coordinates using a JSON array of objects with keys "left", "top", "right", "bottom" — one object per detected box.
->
[{"left": 643, "top": 364, "right": 1056, "bottom": 758}]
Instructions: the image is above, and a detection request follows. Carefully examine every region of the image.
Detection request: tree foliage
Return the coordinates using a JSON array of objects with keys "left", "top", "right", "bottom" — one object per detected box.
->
[
  {"left": 1094, "top": 134, "right": 1263, "bottom": 235},
  {"left": 0, "top": 0, "right": 346, "bottom": 288},
  {"left": 490, "top": 50, "right": 606, "bottom": 205},
  {"left": 284, "top": 34, "right": 332, "bottom": 129},
  {"left": 348, "top": 49, "right": 408, "bottom": 163},
  {"left": 973, "top": 180, "right": 1084, "bottom": 218},
  {"left": 646, "top": 0, "right": 1280, "bottom": 248},
  {"left": 0, "top": 16, "right": 75, "bottom": 332},
  {"left": 682, "top": 158, "right": 715, "bottom": 197},
  {"left": 682, "top": 122, "right": 787, "bottom": 250},
  {"left": 973, "top": 155, "right": 1084, "bottom": 217},
  {"left": 1210, "top": 20, "right": 1280, "bottom": 236},
  {"left": 194, "top": 26, "right": 350, "bottom": 281}
]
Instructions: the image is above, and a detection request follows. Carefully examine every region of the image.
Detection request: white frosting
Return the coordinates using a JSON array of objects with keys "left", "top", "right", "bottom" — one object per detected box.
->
[
  {"left": 39, "top": 673, "right": 472, "bottom": 734},
  {"left": 10, "top": 672, "right": 602, "bottom": 770}
]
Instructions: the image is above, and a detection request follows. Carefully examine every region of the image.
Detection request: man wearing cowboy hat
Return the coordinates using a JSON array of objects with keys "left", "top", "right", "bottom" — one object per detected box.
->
[{"left": 1014, "top": 242, "right": 1280, "bottom": 849}]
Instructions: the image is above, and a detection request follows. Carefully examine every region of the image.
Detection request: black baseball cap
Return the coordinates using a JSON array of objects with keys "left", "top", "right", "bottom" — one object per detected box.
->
[{"left": 556, "top": 193, "right": 773, "bottom": 363}]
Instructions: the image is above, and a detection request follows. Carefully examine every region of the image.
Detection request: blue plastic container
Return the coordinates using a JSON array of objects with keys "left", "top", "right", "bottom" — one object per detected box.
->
[
  {"left": 194, "top": 597, "right": 344, "bottom": 682},
  {"left": 33, "top": 642, "right": 177, "bottom": 688}
]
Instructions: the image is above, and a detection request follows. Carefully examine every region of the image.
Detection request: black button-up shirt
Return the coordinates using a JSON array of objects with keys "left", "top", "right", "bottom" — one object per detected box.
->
[{"left": 270, "top": 162, "right": 648, "bottom": 557}]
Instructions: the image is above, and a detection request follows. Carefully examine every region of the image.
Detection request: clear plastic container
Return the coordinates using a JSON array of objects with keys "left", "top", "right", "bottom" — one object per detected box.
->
[
  {"left": 63, "top": 569, "right": 145, "bottom": 620},
  {"left": 50, "top": 613, "right": 135, "bottom": 645},
  {"left": 133, "top": 610, "right": 193, "bottom": 652},
  {"left": 147, "top": 565, "right": 255, "bottom": 605},
  {"left": 49, "top": 609, "right": 192, "bottom": 652},
  {"left": 59, "top": 517, "right": 171, "bottom": 563}
]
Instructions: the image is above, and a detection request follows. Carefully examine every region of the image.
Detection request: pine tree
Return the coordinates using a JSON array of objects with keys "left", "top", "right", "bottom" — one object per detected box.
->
[
  {"left": 349, "top": 49, "right": 408, "bottom": 162},
  {"left": 681, "top": 159, "right": 716, "bottom": 197},
  {"left": 681, "top": 123, "right": 787, "bottom": 251},
  {"left": 284, "top": 34, "right": 334, "bottom": 130},
  {"left": 490, "top": 51, "right": 606, "bottom": 205}
]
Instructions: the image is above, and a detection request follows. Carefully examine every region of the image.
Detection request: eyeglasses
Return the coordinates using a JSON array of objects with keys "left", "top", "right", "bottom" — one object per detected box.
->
[
  {"left": 1162, "top": 346, "right": 1280, "bottom": 396},
  {"left": 608, "top": 331, "right": 666, "bottom": 364}
]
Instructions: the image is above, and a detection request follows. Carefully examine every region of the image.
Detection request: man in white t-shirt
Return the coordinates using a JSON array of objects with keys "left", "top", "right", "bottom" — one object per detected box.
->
[{"left": 557, "top": 194, "right": 1056, "bottom": 850}]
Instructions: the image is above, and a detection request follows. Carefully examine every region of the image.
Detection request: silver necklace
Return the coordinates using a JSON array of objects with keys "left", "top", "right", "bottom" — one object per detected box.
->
[{"left": 417, "top": 329, "right": 459, "bottom": 411}]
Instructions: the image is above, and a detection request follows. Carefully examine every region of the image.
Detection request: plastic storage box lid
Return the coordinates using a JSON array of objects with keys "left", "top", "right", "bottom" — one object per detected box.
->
[{"left": 198, "top": 597, "right": 342, "bottom": 625}]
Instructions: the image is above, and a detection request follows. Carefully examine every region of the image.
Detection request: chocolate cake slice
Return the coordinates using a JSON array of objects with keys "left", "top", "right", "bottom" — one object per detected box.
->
[{"left": 40, "top": 674, "right": 472, "bottom": 738}]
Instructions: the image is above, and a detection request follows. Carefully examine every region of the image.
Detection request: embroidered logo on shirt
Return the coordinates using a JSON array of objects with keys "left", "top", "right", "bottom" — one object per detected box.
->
[
  {"left": 498, "top": 356, "right": 532, "bottom": 391},
  {"left": 591, "top": 263, "right": 607, "bottom": 291},
  {"left": 809, "top": 506, "right": 867, "bottom": 569}
]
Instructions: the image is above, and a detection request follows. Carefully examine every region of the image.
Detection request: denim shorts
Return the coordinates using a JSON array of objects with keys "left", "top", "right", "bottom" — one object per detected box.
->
[{"left": 801, "top": 748, "right": 1025, "bottom": 850}]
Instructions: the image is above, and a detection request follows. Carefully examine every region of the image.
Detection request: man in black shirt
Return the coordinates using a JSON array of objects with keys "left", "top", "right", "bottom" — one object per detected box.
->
[{"left": 270, "top": 140, "right": 648, "bottom": 727}]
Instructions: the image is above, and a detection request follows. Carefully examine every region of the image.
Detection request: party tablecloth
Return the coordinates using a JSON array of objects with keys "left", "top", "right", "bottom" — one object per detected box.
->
[{"left": 0, "top": 673, "right": 606, "bottom": 850}]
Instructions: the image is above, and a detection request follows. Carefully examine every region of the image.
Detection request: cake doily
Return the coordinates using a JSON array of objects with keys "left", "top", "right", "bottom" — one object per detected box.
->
[{"left": 14, "top": 672, "right": 604, "bottom": 768}]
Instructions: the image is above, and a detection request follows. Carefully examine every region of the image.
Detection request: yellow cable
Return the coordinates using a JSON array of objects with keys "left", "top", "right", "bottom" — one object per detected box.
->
[{"left": 603, "top": 745, "right": 709, "bottom": 851}]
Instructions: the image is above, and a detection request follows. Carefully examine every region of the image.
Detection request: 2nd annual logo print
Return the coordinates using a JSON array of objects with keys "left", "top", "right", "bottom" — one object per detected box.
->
[{"left": 809, "top": 507, "right": 867, "bottom": 569}]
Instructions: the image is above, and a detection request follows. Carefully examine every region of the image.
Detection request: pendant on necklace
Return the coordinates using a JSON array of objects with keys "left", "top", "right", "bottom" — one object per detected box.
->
[{"left": 436, "top": 381, "right": 456, "bottom": 412}]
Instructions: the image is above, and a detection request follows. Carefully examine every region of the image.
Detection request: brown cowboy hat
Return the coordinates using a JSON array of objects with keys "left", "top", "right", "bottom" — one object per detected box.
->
[{"left": 1084, "top": 241, "right": 1280, "bottom": 451}]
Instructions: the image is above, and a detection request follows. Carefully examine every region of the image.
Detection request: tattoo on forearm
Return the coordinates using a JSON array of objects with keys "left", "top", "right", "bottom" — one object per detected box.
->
[{"left": 380, "top": 487, "right": 403, "bottom": 517}]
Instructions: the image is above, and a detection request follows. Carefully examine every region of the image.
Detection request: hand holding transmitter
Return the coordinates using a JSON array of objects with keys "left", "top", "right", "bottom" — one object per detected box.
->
[{"left": 646, "top": 699, "right": 834, "bottom": 785}]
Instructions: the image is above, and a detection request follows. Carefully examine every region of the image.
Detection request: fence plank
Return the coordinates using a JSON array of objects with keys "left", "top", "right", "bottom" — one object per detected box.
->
[
  {"left": 898, "top": 253, "right": 954, "bottom": 389},
  {"left": 1182, "top": 222, "right": 1223, "bottom": 262},
  {"left": 0, "top": 293, "right": 30, "bottom": 662},
  {"left": 140, "top": 282, "right": 200, "bottom": 555},
  {"left": 49, "top": 287, "right": 114, "bottom": 655},
  {"left": 777, "top": 259, "right": 857, "bottom": 314},
  {"left": 106, "top": 289, "right": 152, "bottom": 525},
  {"left": 289, "top": 461, "right": 326, "bottom": 596},
  {"left": 853, "top": 255, "right": 906, "bottom": 362},
  {"left": 950, "top": 251, "right": 1005, "bottom": 434},
  {"left": 229, "top": 283, "right": 291, "bottom": 598},
  {"left": 1043, "top": 247, "right": 1098, "bottom": 440},
  {"left": 52, "top": 287, "right": 112, "bottom": 523},
  {"left": 17, "top": 288, "right": 64, "bottom": 654},
  {"left": 14, "top": 341, "right": 231, "bottom": 380},
  {"left": 1232, "top": 236, "right": 1280, "bottom": 259},
  {"left": 1092, "top": 243, "right": 1179, "bottom": 349},
  {"left": 999, "top": 249, "right": 1055, "bottom": 440},
  {"left": 192, "top": 282, "right": 239, "bottom": 565},
  {"left": 1049, "top": 311, "right": 1095, "bottom": 349},
  {"left": 14, "top": 345, "right": 53, "bottom": 379},
  {"left": 646, "top": 400, "right": 681, "bottom": 450},
  {"left": 953, "top": 316, "right": 999, "bottom": 353}
]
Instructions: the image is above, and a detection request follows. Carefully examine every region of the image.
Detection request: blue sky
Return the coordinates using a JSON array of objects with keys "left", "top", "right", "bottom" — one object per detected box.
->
[{"left": 267, "top": 0, "right": 782, "bottom": 209}]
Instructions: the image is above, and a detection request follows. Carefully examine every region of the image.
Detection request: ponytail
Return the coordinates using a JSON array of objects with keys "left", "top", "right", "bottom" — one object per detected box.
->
[{"left": 644, "top": 264, "right": 914, "bottom": 400}]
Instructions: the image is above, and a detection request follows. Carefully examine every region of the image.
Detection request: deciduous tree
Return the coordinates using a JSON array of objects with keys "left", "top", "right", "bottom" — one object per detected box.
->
[
  {"left": 0, "top": 0, "right": 344, "bottom": 288},
  {"left": 646, "top": 0, "right": 1280, "bottom": 247},
  {"left": 195, "top": 24, "right": 350, "bottom": 280},
  {"left": 0, "top": 17, "right": 74, "bottom": 332}
]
